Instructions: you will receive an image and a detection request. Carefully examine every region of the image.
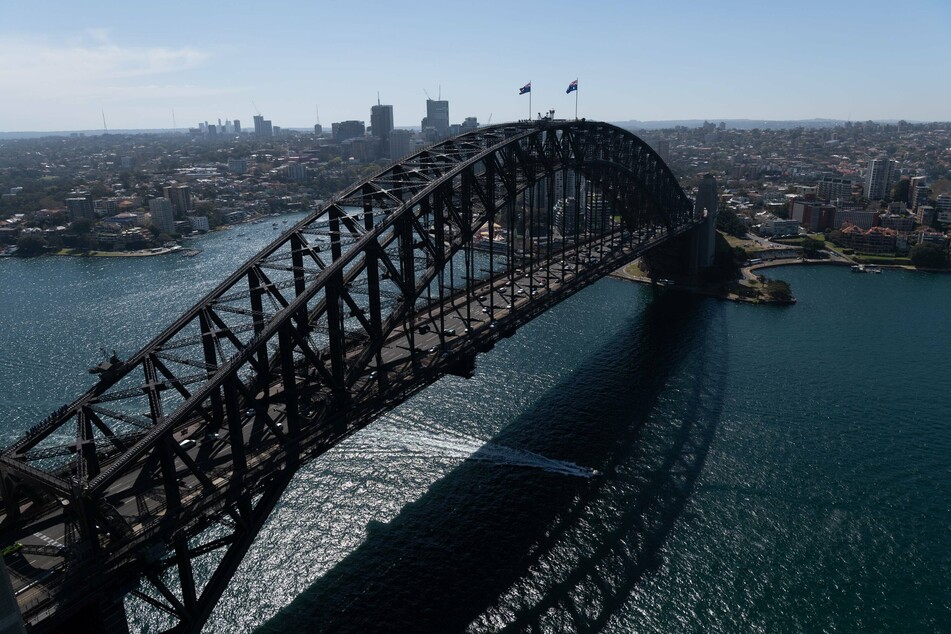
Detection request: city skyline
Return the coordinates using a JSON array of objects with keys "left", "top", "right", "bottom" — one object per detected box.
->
[{"left": 2, "top": 0, "right": 950, "bottom": 132}]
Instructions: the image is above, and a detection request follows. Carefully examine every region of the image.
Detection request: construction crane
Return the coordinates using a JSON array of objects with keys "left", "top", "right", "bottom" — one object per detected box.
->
[
  {"left": 487, "top": 113, "right": 493, "bottom": 125},
  {"left": 252, "top": 101, "right": 261, "bottom": 116}
]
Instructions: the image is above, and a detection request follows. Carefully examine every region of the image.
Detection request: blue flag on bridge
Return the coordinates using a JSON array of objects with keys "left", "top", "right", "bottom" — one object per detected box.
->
[
  {"left": 519, "top": 82, "right": 531, "bottom": 95},
  {"left": 566, "top": 79, "right": 578, "bottom": 94}
]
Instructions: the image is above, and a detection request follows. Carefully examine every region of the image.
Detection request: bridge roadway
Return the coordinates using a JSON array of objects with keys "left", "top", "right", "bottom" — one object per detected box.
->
[{"left": 4, "top": 224, "right": 684, "bottom": 627}]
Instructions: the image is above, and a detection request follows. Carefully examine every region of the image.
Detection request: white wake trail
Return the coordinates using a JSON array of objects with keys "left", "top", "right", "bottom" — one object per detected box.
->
[{"left": 350, "top": 427, "right": 599, "bottom": 478}]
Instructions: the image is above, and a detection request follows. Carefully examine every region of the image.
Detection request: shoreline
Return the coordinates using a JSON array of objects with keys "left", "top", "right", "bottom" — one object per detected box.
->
[
  {"left": 612, "top": 253, "right": 949, "bottom": 305},
  {"left": 52, "top": 245, "right": 183, "bottom": 258}
]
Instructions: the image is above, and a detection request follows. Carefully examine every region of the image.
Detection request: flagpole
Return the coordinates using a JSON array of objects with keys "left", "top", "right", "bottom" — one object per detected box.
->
[
  {"left": 529, "top": 84, "right": 532, "bottom": 121},
  {"left": 574, "top": 82, "right": 578, "bottom": 120}
]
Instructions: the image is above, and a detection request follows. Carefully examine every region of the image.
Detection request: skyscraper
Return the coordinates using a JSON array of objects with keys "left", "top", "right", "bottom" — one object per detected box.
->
[
  {"left": 163, "top": 185, "right": 192, "bottom": 216},
  {"left": 253, "top": 114, "right": 273, "bottom": 138},
  {"left": 421, "top": 98, "right": 449, "bottom": 140},
  {"left": 864, "top": 157, "right": 896, "bottom": 201},
  {"left": 370, "top": 103, "right": 394, "bottom": 158},
  {"left": 65, "top": 196, "right": 95, "bottom": 222},
  {"left": 233, "top": 119, "right": 241, "bottom": 134},
  {"left": 149, "top": 198, "right": 175, "bottom": 235}
]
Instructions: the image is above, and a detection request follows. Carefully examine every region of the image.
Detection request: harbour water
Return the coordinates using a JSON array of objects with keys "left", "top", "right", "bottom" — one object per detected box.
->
[{"left": 1, "top": 221, "right": 950, "bottom": 632}]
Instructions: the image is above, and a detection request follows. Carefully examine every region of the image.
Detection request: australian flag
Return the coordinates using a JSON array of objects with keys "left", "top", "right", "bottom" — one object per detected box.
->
[
  {"left": 566, "top": 79, "right": 578, "bottom": 94},
  {"left": 519, "top": 82, "right": 531, "bottom": 95}
]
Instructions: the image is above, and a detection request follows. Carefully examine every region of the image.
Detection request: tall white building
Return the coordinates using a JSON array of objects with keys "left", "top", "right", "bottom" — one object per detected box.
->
[{"left": 864, "top": 157, "right": 897, "bottom": 201}]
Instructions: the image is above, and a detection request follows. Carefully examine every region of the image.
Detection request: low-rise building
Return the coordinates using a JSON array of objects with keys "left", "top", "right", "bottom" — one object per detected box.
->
[
  {"left": 759, "top": 217, "right": 801, "bottom": 237},
  {"left": 790, "top": 199, "right": 836, "bottom": 232},
  {"left": 834, "top": 208, "right": 878, "bottom": 230},
  {"left": 839, "top": 223, "right": 896, "bottom": 254},
  {"left": 880, "top": 213, "right": 915, "bottom": 231}
]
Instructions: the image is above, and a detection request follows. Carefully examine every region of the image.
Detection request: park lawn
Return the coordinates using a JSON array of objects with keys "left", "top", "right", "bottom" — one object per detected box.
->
[{"left": 852, "top": 254, "right": 912, "bottom": 265}]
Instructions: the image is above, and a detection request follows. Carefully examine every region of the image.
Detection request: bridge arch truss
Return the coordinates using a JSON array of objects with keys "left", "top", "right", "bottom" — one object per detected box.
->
[{"left": 1, "top": 120, "right": 696, "bottom": 632}]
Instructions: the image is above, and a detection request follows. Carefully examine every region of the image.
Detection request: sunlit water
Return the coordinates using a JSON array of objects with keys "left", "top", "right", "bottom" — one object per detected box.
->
[{"left": 2, "top": 224, "right": 949, "bottom": 632}]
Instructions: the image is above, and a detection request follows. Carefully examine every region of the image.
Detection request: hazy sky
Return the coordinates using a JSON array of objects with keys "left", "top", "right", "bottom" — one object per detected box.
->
[{"left": 2, "top": 0, "right": 949, "bottom": 131}]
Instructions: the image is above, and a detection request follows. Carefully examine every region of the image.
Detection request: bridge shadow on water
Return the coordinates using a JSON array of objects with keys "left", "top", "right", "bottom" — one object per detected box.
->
[{"left": 257, "top": 289, "right": 728, "bottom": 633}]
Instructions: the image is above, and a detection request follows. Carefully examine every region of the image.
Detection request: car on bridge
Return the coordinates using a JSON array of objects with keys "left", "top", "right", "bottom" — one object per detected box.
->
[{"left": 2, "top": 542, "right": 23, "bottom": 557}]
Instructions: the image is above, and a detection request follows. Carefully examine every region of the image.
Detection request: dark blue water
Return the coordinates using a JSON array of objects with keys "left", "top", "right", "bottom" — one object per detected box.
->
[{"left": 2, "top": 230, "right": 950, "bottom": 632}]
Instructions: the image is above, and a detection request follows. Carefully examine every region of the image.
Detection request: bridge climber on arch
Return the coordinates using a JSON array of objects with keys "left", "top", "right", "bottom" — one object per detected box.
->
[{"left": 0, "top": 119, "right": 713, "bottom": 633}]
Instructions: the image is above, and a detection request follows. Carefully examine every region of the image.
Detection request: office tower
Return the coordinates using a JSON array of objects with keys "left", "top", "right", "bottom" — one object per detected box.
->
[
  {"left": 421, "top": 98, "right": 449, "bottom": 139},
  {"left": 371, "top": 103, "right": 394, "bottom": 158},
  {"left": 149, "top": 198, "right": 175, "bottom": 235},
  {"left": 332, "top": 120, "right": 366, "bottom": 142},
  {"left": 253, "top": 115, "right": 273, "bottom": 138},
  {"left": 314, "top": 123, "right": 323, "bottom": 136},
  {"left": 65, "top": 196, "right": 95, "bottom": 222},
  {"left": 389, "top": 129, "right": 412, "bottom": 160},
  {"left": 163, "top": 185, "right": 192, "bottom": 216},
  {"left": 460, "top": 117, "right": 479, "bottom": 133},
  {"left": 233, "top": 119, "right": 241, "bottom": 134},
  {"left": 864, "top": 157, "right": 896, "bottom": 201}
]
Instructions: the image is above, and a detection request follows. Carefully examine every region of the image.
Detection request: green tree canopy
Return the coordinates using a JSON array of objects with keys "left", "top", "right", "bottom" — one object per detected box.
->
[
  {"left": 801, "top": 237, "right": 825, "bottom": 258},
  {"left": 891, "top": 179, "right": 910, "bottom": 204},
  {"left": 764, "top": 279, "right": 793, "bottom": 302},
  {"left": 69, "top": 218, "right": 94, "bottom": 234},
  {"left": 910, "top": 242, "right": 947, "bottom": 269},
  {"left": 16, "top": 233, "right": 46, "bottom": 256},
  {"left": 716, "top": 207, "right": 747, "bottom": 238}
]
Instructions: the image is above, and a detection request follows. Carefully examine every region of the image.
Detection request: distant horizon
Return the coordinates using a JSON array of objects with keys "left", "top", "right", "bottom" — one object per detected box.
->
[{"left": 2, "top": 116, "right": 948, "bottom": 139}]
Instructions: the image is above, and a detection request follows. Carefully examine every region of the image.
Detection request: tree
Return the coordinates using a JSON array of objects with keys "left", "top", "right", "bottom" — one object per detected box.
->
[
  {"left": 89, "top": 183, "right": 111, "bottom": 198},
  {"left": 764, "top": 280, "right": 793, "bottom": 302},
  {"left": 69, "top": 218, "right": 94, "bottom": 234},
  {"left": 16, "top": 233, "right": 46, "bottom": 256},
  {"left": 801, "top": 237, "right": 825, "bottom": 258},
  {"left": 716, "top": 207, "right": 748, "bottom": 238},
  {"left": 891, "top": 179, "right": 910, "bottom": 204},
  {"left": 910, "top": 242, "right": 947, "bottom": 269}
]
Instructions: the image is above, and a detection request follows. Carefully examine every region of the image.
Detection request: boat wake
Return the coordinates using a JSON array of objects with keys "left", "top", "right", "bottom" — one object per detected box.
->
[{"left": 350, "top": 423, "right": 599, "bottom": 479}]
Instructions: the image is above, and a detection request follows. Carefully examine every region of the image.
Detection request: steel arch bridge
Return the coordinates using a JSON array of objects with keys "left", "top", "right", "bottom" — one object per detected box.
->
[{"left": 0, "top": 120, "right": 701, "bottom": 632}]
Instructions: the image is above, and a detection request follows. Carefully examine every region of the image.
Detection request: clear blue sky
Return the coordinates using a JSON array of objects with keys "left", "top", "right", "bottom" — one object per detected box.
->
[{"left": 2, "top": 0, "right": 949, "bottom": 131}]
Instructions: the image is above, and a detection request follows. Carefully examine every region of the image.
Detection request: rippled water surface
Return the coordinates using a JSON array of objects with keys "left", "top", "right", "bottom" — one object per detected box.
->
[{"left": 2, "top": 230, "right": 949, "bottom": 632}]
